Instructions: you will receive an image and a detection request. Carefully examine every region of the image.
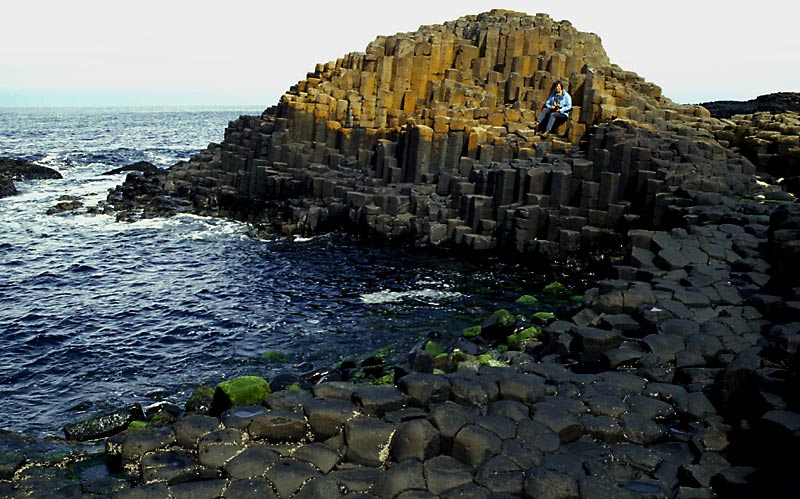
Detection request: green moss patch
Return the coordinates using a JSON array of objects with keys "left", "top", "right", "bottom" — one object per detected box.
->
[
  {"left": 212, "top": 375, "right": 271, "bottom": 415},
  {"left": 515, "top": 294, "right": 539, "bottom": 305},
  {"left": 461, "top": 325, "right": 482, "bottom": 338}
]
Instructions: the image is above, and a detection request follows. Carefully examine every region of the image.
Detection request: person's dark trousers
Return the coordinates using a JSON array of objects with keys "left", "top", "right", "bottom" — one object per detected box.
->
[{"left": 536, "top": 108, "right": 569, "bottom": 132}]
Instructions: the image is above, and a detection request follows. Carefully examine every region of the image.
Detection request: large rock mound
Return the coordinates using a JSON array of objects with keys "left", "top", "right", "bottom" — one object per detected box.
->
[{"left": 106, "top": 10, "right": 770, "bottom": 261}]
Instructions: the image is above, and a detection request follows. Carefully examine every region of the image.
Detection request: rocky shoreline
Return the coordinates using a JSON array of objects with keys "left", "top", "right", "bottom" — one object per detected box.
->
[
  {"left": 3, "top": 199, "right": 799, "bottom": 498},
  {"left": 3, "top": 9, "right": 800, "bottom": 499}
]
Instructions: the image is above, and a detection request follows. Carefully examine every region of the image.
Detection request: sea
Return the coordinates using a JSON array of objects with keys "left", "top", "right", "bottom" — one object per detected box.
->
[{"left": 0, "top": 107, "right": 547, "bottom": 437}]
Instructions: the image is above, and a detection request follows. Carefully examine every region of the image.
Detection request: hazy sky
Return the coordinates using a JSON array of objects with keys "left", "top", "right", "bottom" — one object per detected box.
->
[{"left": 1, "top": 0, "right": 797, "bottom": 107}]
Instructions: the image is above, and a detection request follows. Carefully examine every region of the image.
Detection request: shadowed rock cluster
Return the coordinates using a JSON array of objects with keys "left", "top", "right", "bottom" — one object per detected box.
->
[{"left": 0, "top": 157, "right": 62, "bottom": 198}]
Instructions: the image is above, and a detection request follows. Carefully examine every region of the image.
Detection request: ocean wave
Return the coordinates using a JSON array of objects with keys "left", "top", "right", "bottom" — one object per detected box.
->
[{"left": 360, "top": 287, "right": 463, "bottom": 305}]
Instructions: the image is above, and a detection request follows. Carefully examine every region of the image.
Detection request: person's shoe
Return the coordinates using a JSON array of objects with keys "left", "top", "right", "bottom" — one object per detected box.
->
[{"left": 541, "top": 131, "right": 550, "bottom": 138}]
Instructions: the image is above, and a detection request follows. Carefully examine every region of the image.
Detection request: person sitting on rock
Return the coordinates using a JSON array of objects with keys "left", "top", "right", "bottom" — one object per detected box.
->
[{"left": 536, "top": 81, "right": 572, "bottom": 138}]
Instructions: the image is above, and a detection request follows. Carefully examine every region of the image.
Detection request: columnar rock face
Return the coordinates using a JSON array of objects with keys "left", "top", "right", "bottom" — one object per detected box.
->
[
  {"left": 111, "top": 9, "right": 766, "bottom": 261},
  {"left": 711, "top": 110, "right": 800, "bottom": 194}
]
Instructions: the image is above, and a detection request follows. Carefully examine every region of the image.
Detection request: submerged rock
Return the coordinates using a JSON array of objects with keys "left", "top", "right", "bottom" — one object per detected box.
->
[
  {"left": 63, "top": 404, "right": 145, "bottom": 441},
  {"left": 102, "top": 161, "right": 160, "bottom": 176}
]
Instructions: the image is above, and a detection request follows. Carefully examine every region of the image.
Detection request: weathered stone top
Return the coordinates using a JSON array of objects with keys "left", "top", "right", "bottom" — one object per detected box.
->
[{"left": 271, "top": 9, "right": 671, "bottom": 151}]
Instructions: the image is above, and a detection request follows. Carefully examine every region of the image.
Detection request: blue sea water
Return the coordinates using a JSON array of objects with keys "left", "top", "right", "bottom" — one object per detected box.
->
[{"left": 0, "top": 107, "right": 543, "bottom": 437}]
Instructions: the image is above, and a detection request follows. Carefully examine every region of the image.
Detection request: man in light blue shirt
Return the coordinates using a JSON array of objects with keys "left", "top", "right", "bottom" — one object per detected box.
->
[{"left": 536, "top": 81, "right": 572, "bottom": 138}]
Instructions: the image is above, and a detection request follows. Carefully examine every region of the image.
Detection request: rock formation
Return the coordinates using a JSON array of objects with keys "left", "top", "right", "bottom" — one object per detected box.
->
[
  {"left": 107, "top": 9, "right": 765, "bottom": 262},
  {"left": 0, "top": 157, "right": 63, "bottom": 198}
]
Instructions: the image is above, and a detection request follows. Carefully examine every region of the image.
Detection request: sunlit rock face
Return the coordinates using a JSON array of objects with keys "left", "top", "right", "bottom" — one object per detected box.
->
[{"left": 115, "top": 9, "right": 770, "bottom": 259}]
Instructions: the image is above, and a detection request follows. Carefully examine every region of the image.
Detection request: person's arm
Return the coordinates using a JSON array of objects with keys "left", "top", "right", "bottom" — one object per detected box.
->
[
  {"left": 544, "top": 94, "right": 555, "bottom": 109},
  {"left": 560, "top": 93, "right": 572, "bottom": 115}
]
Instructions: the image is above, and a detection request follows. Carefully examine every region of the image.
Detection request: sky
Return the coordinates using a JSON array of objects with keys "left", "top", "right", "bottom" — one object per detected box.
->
[{"left": 1, "top": 0, "right": 797, "bottom": 108}]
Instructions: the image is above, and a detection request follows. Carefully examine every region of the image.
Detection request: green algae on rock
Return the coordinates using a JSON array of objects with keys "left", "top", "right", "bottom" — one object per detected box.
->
[{"left": 211, "top": 376, "right": 271, "bottom": 416}]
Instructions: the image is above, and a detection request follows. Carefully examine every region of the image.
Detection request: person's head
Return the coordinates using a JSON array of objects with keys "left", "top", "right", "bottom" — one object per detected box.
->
[{"left": 552, "top": 81, "right": 563, "bottom": 94}]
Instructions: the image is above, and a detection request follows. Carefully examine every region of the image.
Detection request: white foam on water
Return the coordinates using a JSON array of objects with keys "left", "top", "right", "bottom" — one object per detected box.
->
[{"left": 360, "top": 287, "right": 462, "bottom": 305}]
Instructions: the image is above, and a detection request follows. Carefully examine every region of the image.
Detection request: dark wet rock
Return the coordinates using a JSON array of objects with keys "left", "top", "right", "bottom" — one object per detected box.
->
[
  {"left": 222, "top": 444, "right": 279, "bottom": 479},
  {"left": 0, "top": 157, "right": 62, "bottom": 182},
  {"left": 197, "top": 428, "right": 246, "bottom": 469},
  {"left": 516, "top": 419, "right": 561, "bottom": 453},
  {"left": 263, "top": 387, "right": 313, "bottom": 410},
  {"left": 265, "top": 458, "right": 322, "bottom": 498},
  {"left": 344, "top": 416, "right": 396, "bottom": 467},
  {"left": 626, "top": 395, "right": 676, "bottom": 420},
  {"left": 474, "top": 414, "right": 517, "bottom": 440},
  {"left": 579, "top": 475, "right": 638, "bottom": 499},
  {"left": 439, "top": 482, "right": 492, "bottom": 499},
  {"left": 103, "top": 161, "right": 160, "bottom": 176},
  {"left": 169, "top": 478, "right": 227, "bottom": 499},
  {"left": 47, "top": 195, "right": 84, "bottom": 215},
  {"left": 294, "top": 475, "right": 344, "bottom": 499},
  {"left": 719, "top": 347, "right": 763, "bottom": 418},
  {"left": 292, "top": 442, "right": 341, "bottom": 473},
  {"left": 602, "top": 345, "right": 644, "bottom": 369},
  {"left": 497, "top": 373, "right": 546, "bottom": 405},
  {"left": 140, "top": 448, "right": 199, "bottom": 484},
  {"left": 312, "top": 381, "right": 357, "bottom": 401},
  {"left": 397, "top": 373, "right": 451, "bottom": 405},
  {"left": 488, "top": 399, "right": 530, "bottom": 421},
  {"left": 501, "top": 437, "right": 544, "bottom": 470},
  {"left": 303, "top": 397, "right": 359, "bottom": 439},
  {"left": 384, "top": 407, "right": 429, "bottom": 424},
  {"left": 391, "top": 418, "right": 440, "bottom": 462},
  {"left": 643, "top": 333, "right": 685, "bottom": 363},
  {"left": 709, "top": 466, "right": 759, "bottom": 498},
  {"left": 611, "top": 442, "right": 663, "bottom": 473},
  {"left": 582, "top": 393, "right": 627, "bottom": 418},
  {"left": 395, "top": 490, "right": 438, "bottom": 499},
  {"left": 0, "top": 175, "right": 17, "bottom": 197},
  {"left": 223, "top": 478, "right": 278, "bottom": 499},
  {"left": 448, "top": 372, "right": 499, "bottom": 407},
  {"left": 372, "top": 460, "right": 426, "bottom": 499},
  {"left": 353, "top": 384, "right": 409, "bottom": 416},
  {"left": 542, "top": 452, "right": 585, "bottom": 476},
  {"left": 620, "top": 412, "right": 665, "bottom": 445},
  {"left": 523, "top": 467, "right": 578, "bottom": 499},
  {"left": 596, "top": 371, "right": 647, "bottom": 393},
  {"left": 679, "top": 452, "right": 731, "bottom": 489},
  {"left": 248, "top": 408, "right": 308, "bottom": 442},
  {"left": 452, "top": 424, "right": 503, "bottom": 468},
  {"left": 580, "top": 414, "right": 624, "bottom": 444},
  {"left": 532, "top": 403, "right": 584, "bottom": 444},
  {"left": 329, "top": 466, "right": 381, "bottom": 494},
  {"left": 63, "top": 403, "right": 145, "bottom": 441},
  {"left": 173, "top": 414, "right": 219, "bottom": 449},
  {"left": 120, "top": 426, "right": 177, "bottom": 470},
  {"left": 220, "top": 405, "right": 265, "bottom": 430},
  {"left": 644, "top": 383, "right": 689, "bottom": 414},
  {"left": 83, "top": 474, "right": 132, "bottom": 496},
  {"left": 427, "top": 401, "right": 477, "bottom": 451},
  {"left": 115, "top": 482, "right": 171, "bottom": 499},
  {"left": 423, "top": 455, "right": 474, "bottom": 495}
]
